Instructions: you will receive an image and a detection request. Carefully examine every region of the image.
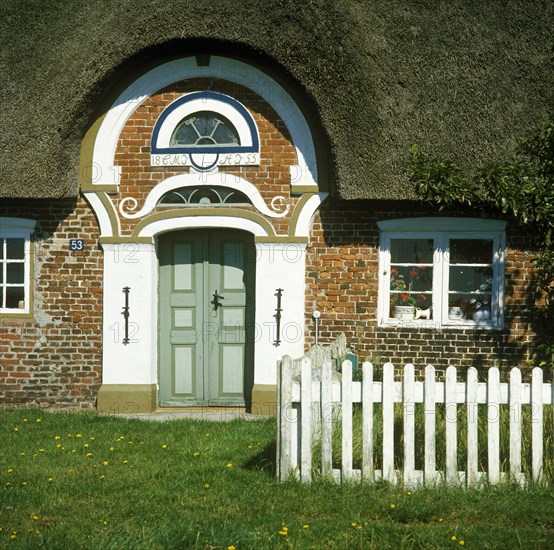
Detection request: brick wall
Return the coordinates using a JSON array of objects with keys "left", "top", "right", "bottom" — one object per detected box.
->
[
  {"left": 305, "top": 200, "right": 541, "bottom": 378},
  {"left": 0, "top": 198, "right": 103, "bottom": 407}
]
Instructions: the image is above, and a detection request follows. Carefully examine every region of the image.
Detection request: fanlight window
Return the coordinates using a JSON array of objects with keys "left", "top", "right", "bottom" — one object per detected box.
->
[
  {"left": 170, "top": 112, "right": 240, "bottom": 147},
  {"left": 158, "top": 186, "right": 251, "bottom": 206}
]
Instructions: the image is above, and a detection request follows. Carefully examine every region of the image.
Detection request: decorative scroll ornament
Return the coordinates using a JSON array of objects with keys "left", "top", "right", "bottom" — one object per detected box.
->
[{"left": 118, "top": 177, "right": 291, "bottom": 220}]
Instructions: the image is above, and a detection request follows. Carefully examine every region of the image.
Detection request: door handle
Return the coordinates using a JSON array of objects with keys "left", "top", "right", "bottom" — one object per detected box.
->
[{"left": 211, "top": 290, "right": 224, "bottom": 312}]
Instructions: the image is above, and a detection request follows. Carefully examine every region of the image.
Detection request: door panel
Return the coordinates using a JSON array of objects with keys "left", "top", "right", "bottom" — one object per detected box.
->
[{"left": 159, "top": 229, "right": 254, "bottom": 407}]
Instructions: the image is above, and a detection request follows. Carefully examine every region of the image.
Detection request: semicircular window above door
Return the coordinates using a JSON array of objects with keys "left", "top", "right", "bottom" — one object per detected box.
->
[{"left": 157, "top": 186, "right": 252, "bottom": 206}]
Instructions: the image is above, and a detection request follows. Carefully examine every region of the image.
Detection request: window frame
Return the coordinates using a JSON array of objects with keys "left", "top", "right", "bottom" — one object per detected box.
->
[
  {"left": 0, "top": 217, "right": 36, "bottom": 316},
  {"left": 377, "top": 218, "right": 506, "bottom": 329}
]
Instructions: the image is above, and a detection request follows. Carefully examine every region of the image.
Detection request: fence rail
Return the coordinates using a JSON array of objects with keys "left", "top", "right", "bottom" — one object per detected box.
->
[{"left": 277, "top": 357, "right": 554, "bottom": 487}]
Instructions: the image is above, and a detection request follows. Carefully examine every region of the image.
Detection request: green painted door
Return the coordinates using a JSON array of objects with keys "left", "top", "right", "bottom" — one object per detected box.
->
[{"left": 158, "top": 229, "right": 255, "bottom": 407}]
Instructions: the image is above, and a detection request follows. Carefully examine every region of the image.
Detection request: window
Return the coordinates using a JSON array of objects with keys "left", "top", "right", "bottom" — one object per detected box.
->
[
  {"left": 377, "top": 218, "right": 506, "bottom": 328},
  {"left": 158, "top": 185, "right": 251, "bottom": 206},
  {"left": 151, "top": 91, "right": 260, "bottom": 170},
  {"left": 0, "top": 218, "right": 36, "bottom": 315}
]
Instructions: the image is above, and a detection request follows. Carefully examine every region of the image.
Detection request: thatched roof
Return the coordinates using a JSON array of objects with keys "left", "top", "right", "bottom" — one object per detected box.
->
[{"left": 1, "top": 0, "right": 552, "bottom": 200}]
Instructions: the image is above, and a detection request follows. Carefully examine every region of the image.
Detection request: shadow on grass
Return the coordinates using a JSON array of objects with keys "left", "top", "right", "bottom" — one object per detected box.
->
[{"left": 243, "top": 440, "right": 277, "bottom": 476}]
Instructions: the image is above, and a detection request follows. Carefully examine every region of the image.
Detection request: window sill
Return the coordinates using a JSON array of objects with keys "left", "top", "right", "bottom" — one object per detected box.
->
[{"left": 379, "top": 319, "right": 503, "bottom": 331}]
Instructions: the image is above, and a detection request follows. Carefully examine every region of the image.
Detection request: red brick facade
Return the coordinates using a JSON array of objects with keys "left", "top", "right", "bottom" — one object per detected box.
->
[
  {"left": 305, "top": 201, "right": 540, "bottom": 378},
  {"left": 0, "top": 78, "right": 542, "bottom": 408},
  {"left": 0, "top": 198, "right": 103, "bottom": 407}
]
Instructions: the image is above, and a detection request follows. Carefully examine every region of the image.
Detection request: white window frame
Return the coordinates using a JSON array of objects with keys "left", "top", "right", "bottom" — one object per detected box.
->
[
  {"left": 0, "top": 217, "right": 36, "bottom": 315},
  {"left": 377, "top": 218, "right": 506, "bottom": 329}
]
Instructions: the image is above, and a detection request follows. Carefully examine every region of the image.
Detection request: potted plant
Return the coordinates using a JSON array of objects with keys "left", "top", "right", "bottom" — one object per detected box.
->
[{"left": 390, "top": 268, "right": 424, "bottom": 320}]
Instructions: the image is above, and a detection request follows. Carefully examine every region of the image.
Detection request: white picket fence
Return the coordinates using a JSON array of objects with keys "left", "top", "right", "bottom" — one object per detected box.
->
[{"left": 276, "top": 357, "right": 554, "bottom": 487}]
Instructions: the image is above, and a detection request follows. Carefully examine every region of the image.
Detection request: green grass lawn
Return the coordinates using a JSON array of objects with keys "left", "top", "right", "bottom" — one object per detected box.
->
[{"left": 1, "top": 408, "right": 553, "bottom": 549}]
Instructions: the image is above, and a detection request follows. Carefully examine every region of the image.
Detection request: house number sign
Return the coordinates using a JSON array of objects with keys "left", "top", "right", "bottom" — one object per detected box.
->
[{"left": 69, "top": 239, "right": 85, "bottom": 251}]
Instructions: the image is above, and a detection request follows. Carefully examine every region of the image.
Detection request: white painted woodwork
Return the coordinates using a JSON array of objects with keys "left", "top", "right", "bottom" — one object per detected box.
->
[{"left": 277, "top": 358, "right": 553, "bottom": 488}]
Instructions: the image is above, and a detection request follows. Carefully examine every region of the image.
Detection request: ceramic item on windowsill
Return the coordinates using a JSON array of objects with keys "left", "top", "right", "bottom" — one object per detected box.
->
[
  {"left": 448, "top": 307, "right": 464, "bottom": 320},
  {"left": 473, "top": 306, "right": 491, "bottom": 321},
  {"left": 394, "top": 305, "right": 415, "bottom": 320}
]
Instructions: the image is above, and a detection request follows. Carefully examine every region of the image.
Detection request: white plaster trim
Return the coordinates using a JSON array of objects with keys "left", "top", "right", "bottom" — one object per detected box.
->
[
  {"left": 83, "top": 192, "right": 117, "bottom": 237},
  {"left": 0, "top": 217, "right": 37, "bottom": 232},
  {"left": 293, "top": 193, "right": 329, "bottom": 237},
  {"left": 91, "top": 56, "right": 317, "bottom": 187},
  {"left": 137, "top": 215, "right": 272, "bottom": 238},
  {"left": 377, "top": 217, "right": 507, "bottom": 232},
  {"left": 155, "top": 96, "right": 255, "bottom": 149},
  {"left": 119, "top": 174, "right": 289, "bottom": 219}
]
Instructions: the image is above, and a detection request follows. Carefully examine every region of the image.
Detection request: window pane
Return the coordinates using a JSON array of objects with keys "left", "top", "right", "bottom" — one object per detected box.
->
[
  {"left": 0, "top": 239, "right": 4, "bottom": 259},
  {"left": 6, "top": 263, "right": 25, "bottom": 284},
  {"left": 391, "top": 239, "right": 434, "bottom": 264},
  {"left": 449, "top": 266, "right": 493, "bottom": 293},
  {"left": 6, "top": 238, "right": 25, "bottom": 260},
  {"left": 6, "top": 286, "right": 24, "bottom": 309},
  {"left": 390, "top": 266, "right": 432, "bottom": 292},
  {"left": 449, "top": 293, "right": 491, "bottom": 320},
  {"left": 450, "top": 239, "right": 492, "bottom": 264}
]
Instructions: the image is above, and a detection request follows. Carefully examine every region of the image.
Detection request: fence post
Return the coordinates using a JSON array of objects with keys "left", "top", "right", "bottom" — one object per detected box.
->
[
  {"left": 342, "top": 359, "right": 353, "bottom": 481},
  {"left": 531, "top": 367, "right": 544, "bottom": 483},
  {"left": 445, "top": 366, "right": 458, "bottom": 485},
  {"left": 300, "top": 357, "right": 313, "bottom": 483},
  {"left": 488, "top": 367, "right": 500, "bottom": 484},
  {"left": 466, "top": 367, "right": 479, "bottom": 487},
  {"left": 321, "top": 358, "right": 333, "bottom": 478},
  {"left": 278, "top": 355, "right": 294, "bottom": 481},
  {"left": 362, "top": 361, "right": 374, "bottom": 482},
  {"left": 382, "top": 362, "right": 395, "bottom": 483},
  {"left": 509, "top": 367, "right": 523, "bottom": 485},
  {"left": 424, "top": 365, "right": 436, "bottom": 485},
  {"left": 403, "top": 364, "right": 415, "bottom": 486}
]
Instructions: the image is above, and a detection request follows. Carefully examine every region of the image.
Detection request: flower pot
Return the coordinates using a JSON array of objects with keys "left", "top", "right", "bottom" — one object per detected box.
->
[
  {"left": 473, "top": 306, "right": 491, "bottom": 321},
  {"left": 448, "top": 307, "right": 464, "bottom": 320},
  {"left": 394, "top": 305, "right": 415, "bottom": 320}
]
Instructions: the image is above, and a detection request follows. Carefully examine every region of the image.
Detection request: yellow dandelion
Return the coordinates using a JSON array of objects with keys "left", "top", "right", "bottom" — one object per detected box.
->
[
  {"left": 47, "top": 477, "right": 53, "bottom": 482},
  {"left": 10, "top": 533, "right": 17, "bottom": 540},
  {"left": 193, "top": 451, "right": 200, "bottom": 457},
  {"left": 204, "top": 483, "right": 210, "bottom": 489},
  {"left": 439, "top": 518, "right": 443, "bottom": 522},
  {"left": 32, "top": 515, "right": 39, "bottom": 521},
  {"left": 459, "top": 542, "right": 465, "bottom": 546},
  {"left": 84, "top": 443, "right": 89, "bottom": 448},
  {"left": 21, "top": 481, "right": 28, "bottom": 486},
  {"left": 100, "top": 475, "right": 105, "bottom": 480},
  {"left": 35, "top": 418, "right": 41, "bottom": 423},
  {"left": 7, "top": 468, "right": 13, "bottom": 474},
  {"left": 109, "top": 447, "right": 115, "bottom": 451},
  {"left": 161, "top": 444, "right": 168, "bottom": 449},
  {"left": 407, "top": 491, "right": 412, "bottom": 496},
  {"left": 102, "top": 461, "right": 109, "bottom": 466},
  {"left": 352, "top": 522, "right": 357, "bottom": 527},
  {"left": 90, "top": 437, "right": 95, "bottom": 441},
  {"left": 38, "top": 448, "right": 45, "bottom": 452},
  {"left": 390, "top": 504, "right": 396, "bottom": 509},
  {"left": 278, "top": 530, "right": 287, "bottom": 536},
  {"left": 76, "top": 434, "right": 82, "bottom": 438},
  {"left": 228, "top": 546, "right": 236, "bottom": 550},
  {"left": 23, "top": 418, "right": 28, "bottom": 422},
  {"left": 452, "top": 535, "right": 457, "bottom": 541},
  {"left": 14, "top": 427, "right": 19, "bottom": 432},
  {"left": 303, "top": 524, "right": 309, "bottom": 529},
  {"left": 19, "top": 452, "right": 25, "bottom": 456},
  {"left": 226, "top": 463, "right": 233, "bottom": 468},
  {"left": 54, "top": 435, "right": 61, "bottom": 440},
  {"left": 56, "top": 444, "right": 62, "bottom": 449},
  {"left": 123, "top": 460, "right": 128, "bottom": 464},
  {"left": 86, "top": 452, "right": 92, "bottom": 457}
]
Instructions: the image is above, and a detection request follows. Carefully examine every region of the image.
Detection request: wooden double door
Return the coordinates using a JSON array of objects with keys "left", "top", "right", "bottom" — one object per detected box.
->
[{"left": 158, "top": 229, "right": 255, "bottom": 407}]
